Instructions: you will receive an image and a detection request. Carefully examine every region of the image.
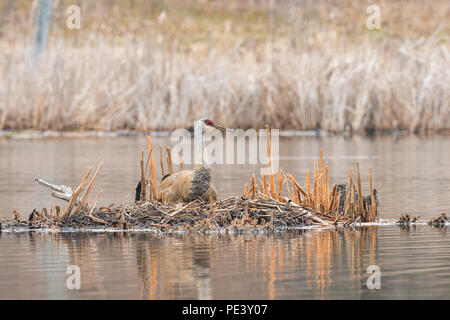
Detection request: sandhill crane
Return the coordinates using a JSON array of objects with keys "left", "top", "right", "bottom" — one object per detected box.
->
[{"left": 136, "top": 118, "right": 226, "bottom": 204}]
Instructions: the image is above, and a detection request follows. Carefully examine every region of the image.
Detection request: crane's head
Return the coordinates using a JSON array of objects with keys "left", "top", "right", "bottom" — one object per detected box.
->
[{"left": 198, "top": 118, "right": 227, "bottom": 134}]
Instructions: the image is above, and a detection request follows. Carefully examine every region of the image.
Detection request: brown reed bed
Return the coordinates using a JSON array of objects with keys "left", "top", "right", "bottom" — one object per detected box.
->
[
  {"left": 1, "top": 125, "right": 380, "bottom": 233},
  {"left": 1, "top": 1, "right": 449, "bottom": 133},
  {"left": 2, "top": 36, "right": 448, "bottom": 133}
]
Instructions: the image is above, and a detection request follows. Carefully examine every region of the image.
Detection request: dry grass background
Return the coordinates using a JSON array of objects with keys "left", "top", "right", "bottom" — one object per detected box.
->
[{"left": 0, "top": 0, "right": 449, "bottom": 132}]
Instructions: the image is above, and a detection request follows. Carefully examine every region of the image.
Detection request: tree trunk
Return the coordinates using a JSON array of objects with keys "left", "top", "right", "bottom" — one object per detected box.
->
[{"left": 31, "top": 0, "right": 53, "bottom": 60}]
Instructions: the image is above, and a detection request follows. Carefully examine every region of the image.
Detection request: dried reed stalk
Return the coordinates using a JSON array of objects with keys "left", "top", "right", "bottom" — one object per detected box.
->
[
  {"left": 287, "top": 174, "right": 307, "bottom": 198},
  {"left": 266, "top": 125, "right": 276, "bottom": 197},
  {"left": 343, "top": 168, "right": 353, "bottom": 217},
  {"left": 328, "top": 184, "right": 338, "bottom": 212},
  {"left": 313, "top": 162, "right": 320, "bottom": 210},
  {"left": 350, "top": 168, "right": 356, "bottom": 216},
  {"left": 166, "top": 147, "right": 174, "bottom": 174},
  {"left": 144, "top": 128, "right": 157, "bottom": 201},
  {"left": 261, "top": 175, "right": 269, "bottom": 195},
  {"left": 250, "top": 174, "right": 257, "bottom": 197},
  {"left": 291, "top": 179, "right": 299, "bottom": 204},
  {"left": 325, "top": 162, "right": 330, "bottom": 209},
  {"left": 159, "top": 145, "right": 165, "bottom": 176},
  {"left": 140, "top": 150, "right": 146, "bottom": 201},
  {"left": 76, "top": 160, "right": 103, "bottom": 214},
  {"left": 317, "top": 172, "right": 324, "bottom": 210},
  {"left": 306, "top": 170, "right": 312, "bottom": 208},
  {"left": 244, "top": 183, "right": 249, "bottom": 198},
  {"left": 277, "top": 168, "right": 283, "bottom": 200},
  {"left": 320, "top": 150, "right": 324, "bottom": 205},
  {"left": 356, "top": 162, "right": 364, "bottom": 220},
  {"left": 370, "top": 166, "right": 375, "bottom": 222},
  {"left": 88, "top": 190, "right": 103, "bottom": 216},
  {"left": 62, "top": 168, "right": 92, "bottom": 218}
]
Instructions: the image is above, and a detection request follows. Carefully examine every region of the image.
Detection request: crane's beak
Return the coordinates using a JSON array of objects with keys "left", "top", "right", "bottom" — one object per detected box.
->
[{"left": 212, "top": 123, "right": 228, "bottom": 134}]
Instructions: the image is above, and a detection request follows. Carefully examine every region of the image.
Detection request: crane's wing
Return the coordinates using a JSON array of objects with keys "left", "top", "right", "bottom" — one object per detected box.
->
[
  {"left": 159, "top": 170, "right": 194, "bottom": 204},
  {"left": 208, "top": 183, "right": 218, "bottom": 203}
]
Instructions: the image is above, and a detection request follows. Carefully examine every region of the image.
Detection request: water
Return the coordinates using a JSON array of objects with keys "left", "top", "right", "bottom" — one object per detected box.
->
[{"left": 1, "top": 135, "right": 450, "bottom": 299}]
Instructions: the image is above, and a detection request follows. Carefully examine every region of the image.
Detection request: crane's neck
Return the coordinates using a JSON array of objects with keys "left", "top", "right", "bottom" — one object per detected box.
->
[
  {"left": 194, "top": 121, "right": 209, "bottom": 170},
  {"left": 190, "top": 120, "right": 213, "bottom": 202}
]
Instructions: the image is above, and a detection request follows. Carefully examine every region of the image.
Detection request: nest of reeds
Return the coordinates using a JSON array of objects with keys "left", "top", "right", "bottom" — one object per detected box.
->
[
  {"left": 1, "top": 126, "right": 379, "bottom": 233},
  {"left": 3, "top": 196, "right": 334, "bottom": 233}
]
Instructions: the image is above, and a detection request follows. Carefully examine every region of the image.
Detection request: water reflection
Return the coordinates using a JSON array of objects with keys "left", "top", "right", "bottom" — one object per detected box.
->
[
  {"left": 0, "top": 227, "right": 391, "bottom": 299},
  {"left": 2, "top": 224, "right": 450, "bottom": 299}
]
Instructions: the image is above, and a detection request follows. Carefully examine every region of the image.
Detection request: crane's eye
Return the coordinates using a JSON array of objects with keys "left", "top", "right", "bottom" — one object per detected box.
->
[{"left": 204, "top": 119, "right": 214, "bottom": 126}]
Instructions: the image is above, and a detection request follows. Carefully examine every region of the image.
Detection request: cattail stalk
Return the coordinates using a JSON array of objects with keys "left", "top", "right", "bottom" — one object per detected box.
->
[
  {"left": 261, "top": 175, "right": 269, "bottom": 195},
  {"left": 88, "top": 190, "right": 103, "bottom": 215},
  {"left": 159, "top": 145, "right": 165, "bottom": 176},
  {"left": 251, "top": 174, "right": 257, "bottom": 197},
  {"left": 328, "top": 183, "right": 338, "bottom": 212},
  {"left": 166, "top": 147, "right": 174, "bottom": 174},
  {"left": 291, "top": 179, "right": 299, "bottom": 204},
  {"left": 144, "top": 128, "right": 157, "bottom": 201},
  {"left": 77, "top": 160, "right": 103, "bottom": 214},
  {"left": 140, "top": 150, "right": 146, "bottom": 201},
  {"left": 244, "top": 183, "right": 249, "bottom": 197},
  {"left": 266, "top": 125, "right": 276, "bottom": 197},
  {"left": 62, "top": 168, "right": 92, "bottom": 218},
  {"left": 325, "top": 162, "right": 329, "bottom": 208},
  {"left": 370, "top": 166, "right": 375, "bottom": 222},
  {"left": 356, "top": 161, "right": 364, "bottom": 220},
  {"left": 277, "top": 168, "right": 283, "bottom": 200},
  {"left": 306, "top": 170, "right": 312, "bottom": 208}
]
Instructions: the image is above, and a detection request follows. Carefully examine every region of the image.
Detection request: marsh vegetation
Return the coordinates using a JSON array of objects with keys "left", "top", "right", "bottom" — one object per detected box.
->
[{"left": 0, "top": 0, "right": 448, "bottom": 132}]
